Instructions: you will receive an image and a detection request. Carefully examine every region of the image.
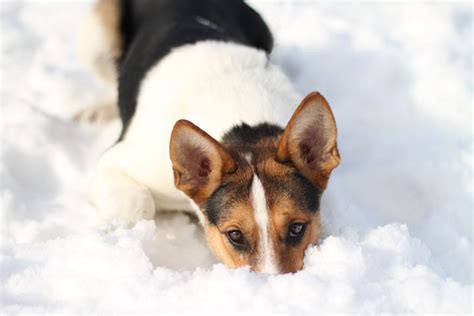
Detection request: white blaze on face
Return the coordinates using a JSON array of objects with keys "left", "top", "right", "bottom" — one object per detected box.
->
[{"left": 250, "top": 174, "right": 279, "bottom": 274}]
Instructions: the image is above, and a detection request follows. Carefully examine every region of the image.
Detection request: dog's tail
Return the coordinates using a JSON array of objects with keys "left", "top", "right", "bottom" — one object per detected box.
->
[
  {"left": 75, "top": 0, "right": 123, "bottom": 123},
  {"left": 77, "top": 0, "right": 123, "bottom": 86}
]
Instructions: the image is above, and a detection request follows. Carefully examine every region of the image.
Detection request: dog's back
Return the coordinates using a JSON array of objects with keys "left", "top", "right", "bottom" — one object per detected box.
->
[{"left": 79, "top": 0, "right": 274, "bottom": 137}]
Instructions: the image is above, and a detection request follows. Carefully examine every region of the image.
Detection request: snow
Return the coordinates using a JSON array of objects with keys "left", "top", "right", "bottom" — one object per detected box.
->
[{"left": 1, "top": 0, "right": 472, "bottom": 314}]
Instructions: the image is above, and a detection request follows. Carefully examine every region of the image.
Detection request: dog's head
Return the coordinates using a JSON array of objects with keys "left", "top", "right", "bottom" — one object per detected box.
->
[{"left": 169, "top": 92, "right": 340, "bottom": 273}]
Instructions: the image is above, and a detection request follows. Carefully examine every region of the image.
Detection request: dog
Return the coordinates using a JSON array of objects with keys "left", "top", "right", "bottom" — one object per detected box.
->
[{"left": 78, "top": 0, "right": 340, "bottom": 273}]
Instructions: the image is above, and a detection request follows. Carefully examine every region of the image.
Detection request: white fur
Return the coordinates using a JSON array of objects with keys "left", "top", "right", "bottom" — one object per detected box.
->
[
  {"left": 250, "top": 175, "right": 279, "bottom": 274},
  {"left": 89, "top": 165, "right": 156, "bottom": 226},
  {"left": 90, "top": 41, "right": 300, "bottom": 224}
]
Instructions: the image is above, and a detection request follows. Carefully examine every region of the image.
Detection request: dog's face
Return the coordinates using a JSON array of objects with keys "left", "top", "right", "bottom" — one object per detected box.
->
[{"left": 169, "top": 92, "right": 340, "bottom": 273}]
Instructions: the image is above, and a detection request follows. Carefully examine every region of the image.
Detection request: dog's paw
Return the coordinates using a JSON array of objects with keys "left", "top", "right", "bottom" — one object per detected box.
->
[
  {"left": 99, "top": 188, "right": 156, "bottom": 226},
  {"left": 73, "top": 100, "right": 118, "bottom": 124},
  {"left": 90, "top": 170, "right": 156, "bottom": 227}
]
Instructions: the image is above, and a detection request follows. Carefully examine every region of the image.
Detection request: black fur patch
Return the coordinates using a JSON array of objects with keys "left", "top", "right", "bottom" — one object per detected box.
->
[
  {"left": 289, "top": 172, "right": 321, "bottom": 213},
  {"left": 261, "top": 172, "right": 321, "bottom": 214},
  {"left": 222, "top": 123, "right": 283, "bottom": 147},
  {"left": 205, "top": 178, "right": 252, "bottom": 226},
  {"left": 206, "top": 122, "right": 321, "bottom": 226},
  {"left": 203, "top": 170, "right": 253, "bottom": 225},
  {"left": 205, "top": 184, "right": 232, "bottom": 225},
  {"left": 116, "top": 0, "right": 273, "bottom": 140}
]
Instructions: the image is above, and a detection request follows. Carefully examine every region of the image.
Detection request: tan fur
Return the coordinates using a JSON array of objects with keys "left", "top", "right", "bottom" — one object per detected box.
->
[
  {"left": 261, "top": 158, "right": 321, "bottom": 272},
  {"left": 171, "top": 92, "right": 338, "bottom": 273},
  {"left": 194, "top": 143, "right": 324, "bottom": 273},
  {"left": 203, "top": 161, "right": 322, "bottom": 273},
  {"left": 204, "top": 202, "right": 259, "bottom": 269},
  {"left": 77, "top": 0, "right": 122, "bottom": 84},
  {"left": 277, "top": 92, "right": 340, "bottom": 189},
  {"left": 94, "top": 0, "right": 123, "bottom": 62},
  {"left": 170, "top": 120, "right": 237, "bottom": 204},
  {"left": 271, "top": 203, "right": 321, "bottom": 273},
  {"left": 74, "top": 0, "right": 122, "bottom": 123}
]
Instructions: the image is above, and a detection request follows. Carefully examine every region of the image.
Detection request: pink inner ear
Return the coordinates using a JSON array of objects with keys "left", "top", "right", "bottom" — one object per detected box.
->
[
  {"left": 291, "top": 100, "right": 336, "bottom": 171},
  {"left": 198, "top": 158, "right": 211, "bottom": 177},
  {"left": 300, "top": 142, "right": 314, "bottom": 164},
  {"left": 299, "top": 138, "right": 321, "bottom": 169},
  {"left": 180, "top": 146, "right": 211, "bottom": 186}
]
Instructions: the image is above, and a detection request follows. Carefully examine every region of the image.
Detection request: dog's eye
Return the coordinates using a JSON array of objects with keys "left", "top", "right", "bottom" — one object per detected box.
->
[
  {"left": 286, "top": 222, "right": 307, "bottom": 245},
  {"left": 227, "top": 230, "right": 242, "bottom": 243},
  {"left": 289, "top": 223, "right": 305, "bottom": 237},
  {"left": 226, "top": 230, "right": 246, "bottom": 249}
]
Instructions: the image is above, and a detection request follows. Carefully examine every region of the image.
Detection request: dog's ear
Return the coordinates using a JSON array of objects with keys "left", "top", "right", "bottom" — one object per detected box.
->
[
  {"left": 170, "top": 120, "right": 237, "bottom": 204},
  {"left": 278, "top": 92, "right": 340, "bottom": 189}
]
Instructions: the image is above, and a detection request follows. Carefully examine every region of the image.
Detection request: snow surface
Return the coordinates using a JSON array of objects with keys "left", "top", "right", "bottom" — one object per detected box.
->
[{"left": 1, "top": 0, "right": 473, "bottom": 314}]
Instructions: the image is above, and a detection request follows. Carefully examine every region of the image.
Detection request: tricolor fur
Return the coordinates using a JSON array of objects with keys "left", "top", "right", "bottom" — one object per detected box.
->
[{"left": 81, "top": 0, "right": 340, "bottom": 273}]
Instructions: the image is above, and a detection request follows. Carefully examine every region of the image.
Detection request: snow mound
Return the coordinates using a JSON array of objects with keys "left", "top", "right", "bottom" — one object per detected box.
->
[{"left": 1, "top": 1, "right": 472, "bottom": 314}]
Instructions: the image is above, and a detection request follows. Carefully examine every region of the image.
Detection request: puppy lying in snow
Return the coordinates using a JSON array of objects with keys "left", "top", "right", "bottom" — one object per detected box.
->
[{"left": 78, "top": 0, "right": 340, "bottom": 273}]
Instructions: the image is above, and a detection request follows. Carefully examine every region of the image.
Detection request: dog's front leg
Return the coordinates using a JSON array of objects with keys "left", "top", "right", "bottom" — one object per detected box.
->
[{"left": 89, "top": 147, "right": 156, "bottom": 226}]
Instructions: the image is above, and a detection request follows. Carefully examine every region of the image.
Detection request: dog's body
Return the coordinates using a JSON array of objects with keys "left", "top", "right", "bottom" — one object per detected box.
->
[{"left": 81, "top": 0, "right": 340, "bottom": 273}]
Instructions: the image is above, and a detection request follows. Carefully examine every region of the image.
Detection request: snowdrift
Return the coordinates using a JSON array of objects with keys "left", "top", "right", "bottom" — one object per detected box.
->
[{"left": 1, "top": 1, "right": 472, "bottom": 314}]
